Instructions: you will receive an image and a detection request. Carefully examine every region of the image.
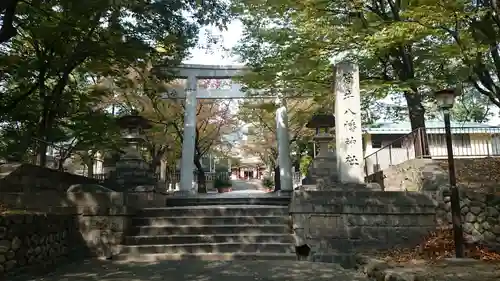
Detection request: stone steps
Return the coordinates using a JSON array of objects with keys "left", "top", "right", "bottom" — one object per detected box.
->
[
  {"left": 113, "top": 252, "right": 297, "bottom": 262},
  {"left": 117, "top": 242, "right": 296, "bottom": 255},
  {"left": 165, "top": 197, "right": 290, "bottom": 207},
  {"left": 128, "top": 224, "right": 291, "bottom": 236},
  {"left": 116, "top": 198, "right": 295, "bottom": 262},
  {"left": 124, "top": 233, "right": 295, "bottom": 245},
  {"left": 136, "top": 205, "right": 290, "bottom": 217},
  {"left": 131, "top": 215, "right": 289, "bottom": 226}
]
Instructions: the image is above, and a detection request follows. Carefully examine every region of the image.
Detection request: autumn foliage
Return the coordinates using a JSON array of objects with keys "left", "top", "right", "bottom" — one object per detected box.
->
[{"left": 377, "top": 228, "right": 500, "bottom": 263}]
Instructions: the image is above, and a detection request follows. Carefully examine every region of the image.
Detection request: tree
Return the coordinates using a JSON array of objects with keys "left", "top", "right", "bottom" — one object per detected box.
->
[
  {"left": 238, "top": 98, "right": 316, "bottom": 190},
  {"left": 233, "top": 0, "right": 490, "bottom": 151},
  {"left": 153, "top": 98, "right": 237, "bottom": 193},
  {"left": 118, "top": 71, "right": 239, "bottom": 192},
  {"left": 395, "top": 1, "right": 500, "bottom": 110},
  {"left": 0, "top": 0, "right": 19, "bottom": 43},
  {"left": 0, "top": 0, "right": 232, "bottom": 166}
]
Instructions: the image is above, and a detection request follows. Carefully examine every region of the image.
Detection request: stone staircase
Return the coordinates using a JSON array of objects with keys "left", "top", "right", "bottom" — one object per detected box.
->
[{"left": 114, "top": 195, "right": 297, "bottom": 261}]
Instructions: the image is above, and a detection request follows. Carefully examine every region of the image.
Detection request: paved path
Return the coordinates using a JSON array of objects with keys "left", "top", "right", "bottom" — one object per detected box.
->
[
  {"left": 230, "top": 179, "right": 268, "bottom": 193},
  {"left": 14, "top": 260, "right": 368, "bottom": 281}
]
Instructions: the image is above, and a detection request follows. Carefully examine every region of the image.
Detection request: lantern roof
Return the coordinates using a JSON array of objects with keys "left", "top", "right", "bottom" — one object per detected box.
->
[
  {"left": 116, "top": 110, "right": 152, "bottom": 129},
  {"left": 306, "top": 114, "right": 335, "bottom": 128}
]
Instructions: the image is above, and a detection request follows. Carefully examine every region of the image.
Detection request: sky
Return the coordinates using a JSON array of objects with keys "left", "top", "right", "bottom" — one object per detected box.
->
[{"left": 183, "top": 21, "right": 243, "bottom": 66}]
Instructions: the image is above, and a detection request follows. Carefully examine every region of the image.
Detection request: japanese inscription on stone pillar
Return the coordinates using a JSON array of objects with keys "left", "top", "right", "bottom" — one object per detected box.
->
[{"left": 334, "top": 62, "right": 364, "bottom": 184}]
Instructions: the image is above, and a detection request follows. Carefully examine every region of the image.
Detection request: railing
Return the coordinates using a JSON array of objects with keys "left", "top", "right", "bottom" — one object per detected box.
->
[
  {"left": 94, "top": 171, "right": 230, "bottom": 182},
  {"left": 364, "top": 126, "right": 500, "bottom": 176},
  {"left": 269, "top": 170, "right": 303, "bottom": 189},
  {"left": 162, "top": 171, "right": 230, "bottom": 183},
  {"left": 292, "top": 171, "right": 302, "bottom": 188}
]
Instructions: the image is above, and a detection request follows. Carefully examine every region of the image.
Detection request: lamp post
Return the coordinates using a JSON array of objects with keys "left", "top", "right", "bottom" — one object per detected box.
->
[{"left": 435, "top": 88, "right": 464, "bottom": 258}]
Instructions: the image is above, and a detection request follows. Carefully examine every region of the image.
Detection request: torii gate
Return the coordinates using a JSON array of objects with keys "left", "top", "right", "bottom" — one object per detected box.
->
[{"left": 158, "top": 64, "right": 294, "bottom": 193}]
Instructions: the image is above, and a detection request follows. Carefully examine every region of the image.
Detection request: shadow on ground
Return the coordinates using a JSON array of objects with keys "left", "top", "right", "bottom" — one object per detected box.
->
[{"left": 12, "top": 259, "right": 367, "bottom": 281}]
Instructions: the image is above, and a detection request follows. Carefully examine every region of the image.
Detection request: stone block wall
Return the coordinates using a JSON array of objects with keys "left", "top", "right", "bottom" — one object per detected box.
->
[
  {"left": 0, "top": 190, "right": 170, "bottom": 277},
  {"left": 436, "top": 189, "right": 500, "bottom": 250},
  {"left": 77, "top": 207, "right": 131, "bottom": 258},
  {"left": 0, "top": 213, "right": 82, "bottom": 277},
  {"left": 290, "top": 190, "right": 437, "bottom": 264},
  {"left": 0, "top": 191, "right": 168, "bottom": 211}
]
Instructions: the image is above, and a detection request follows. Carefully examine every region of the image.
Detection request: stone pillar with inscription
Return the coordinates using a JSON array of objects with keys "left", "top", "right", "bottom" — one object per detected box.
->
[{"left": 334, "top": 62, "right": 365, "bottom": 184}]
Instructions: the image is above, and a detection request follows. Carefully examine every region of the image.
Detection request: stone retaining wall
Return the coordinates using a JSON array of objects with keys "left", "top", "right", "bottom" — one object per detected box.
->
[
  {"left": 289, "top": 190, "right": 437, "bottom": 265},
  {"left": 0, "top": 163, "right": 109, "bottom": 192},
  {"left": 0, "top": 191, "right": 168, "bottom": 211},
  {"left": 0, "top": 213, "right": 81, "bottom": 277},
  {"left": 0, "top": 190, "right": 163, "bottom": 277},
  {"left": 436, "top": 189, "right": 500, "bottom": 250},
  {"left": 291, "top": 188, "right": 500, "bottom": 265},
  {"left": 77, "top": 207, "right": 131, "bottom": 258}
]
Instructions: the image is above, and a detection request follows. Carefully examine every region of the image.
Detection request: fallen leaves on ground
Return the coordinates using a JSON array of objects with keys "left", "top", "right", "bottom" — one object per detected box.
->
[
  {"left": 376, "top": 228, "right": 500, "bottom": 263},
  {"left": 438, "top": 158, "right": 500, "bottom": 191}
]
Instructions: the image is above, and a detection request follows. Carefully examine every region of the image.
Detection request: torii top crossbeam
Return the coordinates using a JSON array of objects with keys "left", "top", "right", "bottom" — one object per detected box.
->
[
  {"left": 168, "top": 64, "right": 247, "bottom": 79},
  {"left": 155, "top": 64, "right": 314, "bottom": 99},
  {"left": 155, "top": 64, "right": 248, "bottom": 99}
]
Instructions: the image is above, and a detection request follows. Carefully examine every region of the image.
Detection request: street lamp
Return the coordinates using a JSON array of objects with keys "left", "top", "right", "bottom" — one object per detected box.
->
[{"left": 435, "top": 88, "right": 464, "bottom": 258}]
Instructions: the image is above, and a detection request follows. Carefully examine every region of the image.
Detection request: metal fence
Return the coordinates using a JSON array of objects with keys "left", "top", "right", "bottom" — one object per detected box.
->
[
  {"left": 292, "top": 171, "right": 302, "bottom": 188},
  {"left": 161, "top": 171, "right": 230, "bottom": 183},
  {"left": 364, "top": 126, "right": 500, "bottom": 176},
  {"left": 269, "top": 170, "right": 303, "bottom": 189}
]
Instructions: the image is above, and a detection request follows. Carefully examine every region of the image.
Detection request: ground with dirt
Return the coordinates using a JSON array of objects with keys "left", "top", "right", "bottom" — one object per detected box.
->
[
  {"left": 363, "top": 258, "right": 500, "bottom": 281},
  {"left": 11, "top": 259, "right": 368, "bottom": 281}
]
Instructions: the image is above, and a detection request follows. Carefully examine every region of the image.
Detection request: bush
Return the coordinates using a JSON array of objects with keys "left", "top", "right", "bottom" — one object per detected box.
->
[
  {"left": 262, "top": 176, "right": 274, "bottom": 189},
  {"left": 214, "top": 176, "right": 231, "bottom": 189},
  {"left": 300, "top": 155, "right": 313, "bottom": 176}
]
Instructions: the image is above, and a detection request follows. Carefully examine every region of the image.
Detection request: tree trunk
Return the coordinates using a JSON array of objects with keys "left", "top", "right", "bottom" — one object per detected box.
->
[
  {"left": 57, "top": 157, "right": 65, "bottom": 171},
  {"left": 273, "top": 165, "right": 281, "bottom": 191},
  {"left": 194, "top": 156, "right": 207, "bottom": 193},
  {"left": 0, "top": 0, "right": 19, "bottom": 44},
  {"left": 404, "top": 90, "right": 430, "bottom": 158},
  {"left": 151, "top": 158, "right": 162, "bottom": 178},
  {"left": 86, "top": 160, "right": 94, "bottom": 178}
]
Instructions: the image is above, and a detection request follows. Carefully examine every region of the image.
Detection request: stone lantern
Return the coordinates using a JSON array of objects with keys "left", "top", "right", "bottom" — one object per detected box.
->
[
  {"left": 307, "top": 114, "right": 336, "bottom": 158},
  {"left": 302, "top": 114, "right": 338, "bottom": 186},
  {"left": 115, "top": 110, "right": 156, "bottom": 192}
]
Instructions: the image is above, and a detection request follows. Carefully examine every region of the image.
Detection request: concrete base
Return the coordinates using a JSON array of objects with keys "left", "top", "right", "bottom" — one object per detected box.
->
[
  {"left": 275, "top": 190, "right": 293, "bottom": 197},
  {"left": 171, "top": 190, "right": 198, "bottom": 197},
  {"left": 289, "top": 189, "right": 438, "bottom": 266},
  {"left": 297, "top": 182, "right": 382, "bottom": 191}
]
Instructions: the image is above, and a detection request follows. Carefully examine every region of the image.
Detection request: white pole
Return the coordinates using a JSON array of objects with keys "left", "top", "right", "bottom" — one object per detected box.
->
[
  {"left": 179, "top": 75, "right": 198, "bottom": 193},
  {"left": 209, "top": 154, "right": 213, "bottom": 172},
  {"left": 276, "top": 95, "right": 293, "bottom": 191}
]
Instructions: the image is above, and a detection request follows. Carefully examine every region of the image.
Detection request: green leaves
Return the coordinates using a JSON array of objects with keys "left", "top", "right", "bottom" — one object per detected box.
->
[
  {"left": 0, "top": 0, "right": 233, "bottom": 164},
  {"left": 233, "top": 0, "right": 500, "bottom": 128}
]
